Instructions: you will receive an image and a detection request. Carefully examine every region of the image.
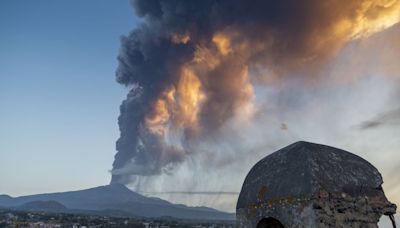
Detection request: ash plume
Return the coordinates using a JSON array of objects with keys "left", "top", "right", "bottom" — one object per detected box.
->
[{"left": 111, "top": 0, "right": 400, "bottom": 184}]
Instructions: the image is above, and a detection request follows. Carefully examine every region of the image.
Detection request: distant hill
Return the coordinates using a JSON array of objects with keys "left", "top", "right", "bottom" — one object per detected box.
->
[
  {"left": 0, "top": 195, "right": 13, "bottom": 205},
  {"left": 0, "top": 184, "right": 234, "bottom": 221},
  {"left": 16, "top": 200, "right": 67, "bottom": 212}
]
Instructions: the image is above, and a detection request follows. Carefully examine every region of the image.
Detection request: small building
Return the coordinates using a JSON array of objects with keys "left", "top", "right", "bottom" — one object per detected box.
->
[{"left": 236, "top": 141, "right": 396, "bottom": 227}]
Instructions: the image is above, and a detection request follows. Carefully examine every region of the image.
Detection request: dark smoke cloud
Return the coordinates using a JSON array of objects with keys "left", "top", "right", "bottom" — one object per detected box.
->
[
  {"left": 111, "top": 0, "right": 400, "bottom": 184},
  {"left": 359, "top": 108, "right": 400, "bottom": 130}
]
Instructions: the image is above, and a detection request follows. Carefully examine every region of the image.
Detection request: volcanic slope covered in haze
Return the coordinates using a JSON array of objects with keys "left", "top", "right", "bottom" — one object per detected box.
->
[{"left": 0, "top": 184, "right": 234, "bottom": 220}]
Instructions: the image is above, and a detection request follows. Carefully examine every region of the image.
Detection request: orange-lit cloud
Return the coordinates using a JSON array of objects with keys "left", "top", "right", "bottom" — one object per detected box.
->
[{"left": 113, "top": 0, "right": 400, "bottom": 183}]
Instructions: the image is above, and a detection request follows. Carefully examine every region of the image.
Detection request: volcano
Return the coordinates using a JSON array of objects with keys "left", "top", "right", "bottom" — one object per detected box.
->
[{"left": 0, "top": 184, "right": 234, "bottom": 220}]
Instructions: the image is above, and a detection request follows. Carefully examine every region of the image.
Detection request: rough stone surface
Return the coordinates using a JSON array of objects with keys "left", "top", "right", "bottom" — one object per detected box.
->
[{"left": 236, "top": 141, "right": 396, "bottom": 227}]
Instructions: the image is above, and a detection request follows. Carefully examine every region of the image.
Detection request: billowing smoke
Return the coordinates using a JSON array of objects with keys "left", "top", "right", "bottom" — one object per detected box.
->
[{"left": 111, "top": 0, "right": 400, "bottom": 184}]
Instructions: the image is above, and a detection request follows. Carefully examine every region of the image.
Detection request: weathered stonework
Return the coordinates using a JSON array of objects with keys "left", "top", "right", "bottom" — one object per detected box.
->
[{"left": 236, "top": 141, "right": 396, "bottom": 228}]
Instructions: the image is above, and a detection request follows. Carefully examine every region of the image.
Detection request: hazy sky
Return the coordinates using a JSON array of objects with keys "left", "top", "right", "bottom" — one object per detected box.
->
[{"left": 0, "top": 0, "right": 139, "bottom": 194}]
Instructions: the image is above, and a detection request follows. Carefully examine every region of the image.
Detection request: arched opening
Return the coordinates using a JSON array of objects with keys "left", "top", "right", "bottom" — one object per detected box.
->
[{"left": 256, "top": 217, "right": 284, "bottom": 228}]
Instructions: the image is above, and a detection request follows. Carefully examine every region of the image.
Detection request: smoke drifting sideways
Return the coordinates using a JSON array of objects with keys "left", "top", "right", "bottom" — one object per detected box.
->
[{"left": 110, "top": 0, "right": 400, "bottom": 184}]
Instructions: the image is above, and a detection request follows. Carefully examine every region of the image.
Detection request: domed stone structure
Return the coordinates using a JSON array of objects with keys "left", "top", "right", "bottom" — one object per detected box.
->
[{"left": 236, "top": 141, "right": 396, "bottom": 227}]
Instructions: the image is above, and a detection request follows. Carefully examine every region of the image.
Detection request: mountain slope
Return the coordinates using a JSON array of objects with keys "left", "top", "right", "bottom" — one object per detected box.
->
[
  {"left": 0, "top": 184, "right": 234, "bottom": 220},
  {"left": 16, "top": 200, "right": 67, "bottom": 211}
]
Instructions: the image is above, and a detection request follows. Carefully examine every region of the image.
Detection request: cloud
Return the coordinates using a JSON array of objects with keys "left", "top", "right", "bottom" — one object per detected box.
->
[
  {"left": 110, "top": 1, "right": 400, "bottom": 212},
  {"left": 359, "top": 108, "right": 400, "bottom": 130}
]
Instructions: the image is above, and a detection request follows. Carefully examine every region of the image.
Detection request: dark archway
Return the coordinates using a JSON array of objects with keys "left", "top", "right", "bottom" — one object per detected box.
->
[{"left": 256, "top": 217, "right": 284, "bottom": 228}]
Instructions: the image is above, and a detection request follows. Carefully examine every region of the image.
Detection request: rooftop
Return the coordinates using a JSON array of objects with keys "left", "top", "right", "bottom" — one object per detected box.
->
[{"left": 237, "top": 141, "right": 383, "bottom": 209}]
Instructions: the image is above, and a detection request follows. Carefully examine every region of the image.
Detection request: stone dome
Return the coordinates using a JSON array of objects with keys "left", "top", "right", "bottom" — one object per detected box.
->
[
  {"left": 236, "top": 141, "right": 396, "bottom": 227},
  {"left": 237, "top": 141, "right": 383, "bottom": 209}
]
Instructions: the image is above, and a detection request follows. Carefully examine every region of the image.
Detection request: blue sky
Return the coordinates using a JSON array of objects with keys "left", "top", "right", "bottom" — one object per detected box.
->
[{"left": 0, "top": 0, "right": 139, "bottom": 195}]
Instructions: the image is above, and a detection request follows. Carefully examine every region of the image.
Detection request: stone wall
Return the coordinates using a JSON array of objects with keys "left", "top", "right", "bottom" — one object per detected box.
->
[
  {"left": 312, "top": 191, "right": 396, "bottom": 228},
  {"left": 236, "top": 191, "right": 396, "bottom": 228},
  {"left": 236, "top": 196, "right": 316, "bottom": 227}
]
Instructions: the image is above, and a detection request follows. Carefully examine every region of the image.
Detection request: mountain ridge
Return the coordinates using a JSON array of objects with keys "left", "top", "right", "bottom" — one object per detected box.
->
[{"left": 0, "top": 184, "right": 234, "bottom": 220}]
